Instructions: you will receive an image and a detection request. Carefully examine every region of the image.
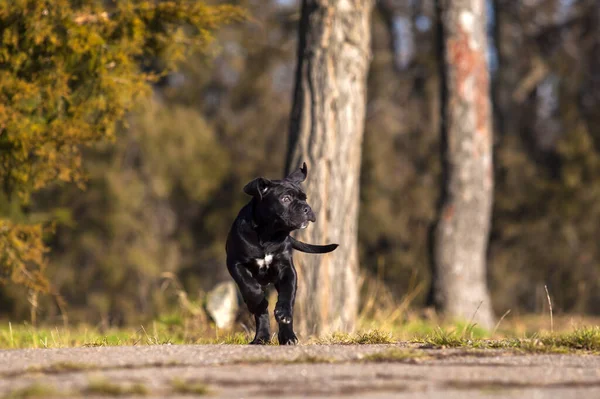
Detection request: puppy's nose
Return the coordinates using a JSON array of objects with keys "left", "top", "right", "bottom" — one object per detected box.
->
[{"left": 305, "top": 207, "right": 316, "bottom": 222}]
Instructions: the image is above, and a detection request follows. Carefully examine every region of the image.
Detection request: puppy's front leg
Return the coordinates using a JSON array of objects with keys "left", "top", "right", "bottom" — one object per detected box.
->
[
  {"left": 274, "top": 263, "right": 298, "bottom": 345},
  {"left": 227, "top": 262, "right": 270, "bottom": 344}
]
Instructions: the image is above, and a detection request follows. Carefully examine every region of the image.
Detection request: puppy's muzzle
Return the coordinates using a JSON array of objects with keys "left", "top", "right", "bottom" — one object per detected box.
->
[{"left": 300, "top": 206, "right": 316, "bottom": 229}]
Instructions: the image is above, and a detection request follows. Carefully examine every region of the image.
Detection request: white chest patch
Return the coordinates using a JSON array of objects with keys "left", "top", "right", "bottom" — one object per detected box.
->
[{"left": 255, "top": 254, "right": 274, "bottom": 269}]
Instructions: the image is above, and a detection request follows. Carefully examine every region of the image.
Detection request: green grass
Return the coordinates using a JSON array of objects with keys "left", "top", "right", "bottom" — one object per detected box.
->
[
  {"left": 171, "top": 379, "right": 210, "bottom": 395},
  {"left": 374, "top": 318, "right": 489, "bottom": 341},
  {"left": 3, "top": 384, "right": 65, "bottom": 399},
  {"left": 419, "top": 327, "right": 474, "bottom": 348},
  {"left": 197, "top": 332, "right": 254, "bottom": 345},
  {"left": 0, "top": 318, "right": 599, "bottom": 353},
  {"left": 85, "top": 379, "right": 148, "bottom": 396},
  {"left": 283, "top": 354, "right": 336, "bottom": 363},
  {"left": 541, "top": 326, "right": 600, "bottom": 351},
  {"left": 362, "top": 349, "right": 429, "bottom": 363},
  {"left": 0, "top": 323, "right": 259, "bottom": 349},
  {"left": 313, "top": 329, "right": 394, "bottom": 345},
  {"left": 198, "top": 331, "right": 283, "bottom": 345},
  {"left": 240, "top": 354, "right": 337, "bottom": 364},
  {"left": 11, "top": 360, "right": 184, "bottom": 379},
  {"left": 26, "top": 361, "right": 91, "bottom": 374},
  {"left": 0, "top": 323, "right": 148, "bottom": 349},
  {"left": 414, "top": 326, "right": 600, "bottom": 354},
  {"left": 509, "top": 339, "right": 572, "bottom": 354}
]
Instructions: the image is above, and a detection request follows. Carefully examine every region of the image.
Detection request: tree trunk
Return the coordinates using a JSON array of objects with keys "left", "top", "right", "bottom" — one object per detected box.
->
[
  {"left": 286, "top": 0, "right": 374, "bottom": 336},
  {"left": 431, "top": 0, "right": 495, "bottom": 329}
]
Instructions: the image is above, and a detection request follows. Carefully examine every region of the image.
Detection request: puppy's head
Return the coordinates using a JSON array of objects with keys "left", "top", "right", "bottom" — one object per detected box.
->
[{"left": 243, "top": 163, "right": 316, "bottom": 232}]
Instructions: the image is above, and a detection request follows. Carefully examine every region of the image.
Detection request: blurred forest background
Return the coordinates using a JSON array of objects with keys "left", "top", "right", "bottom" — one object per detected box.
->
[{"left": 2, "top": 0, "right": 600, "bottom": 333}]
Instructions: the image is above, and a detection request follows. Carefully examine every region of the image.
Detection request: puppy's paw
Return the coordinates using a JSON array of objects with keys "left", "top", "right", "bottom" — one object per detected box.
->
[
  {"left": 249, "top": 335, "right": 270, "bottom": 345},
  {"left": 274, "top": 305, "right": 292, "bottom": 324},
  {"left": 278, "top": 330, "right": 298, "bottom": 346},
  {"left": 249, "top": 330, "right": 271, "bottom": 345}
]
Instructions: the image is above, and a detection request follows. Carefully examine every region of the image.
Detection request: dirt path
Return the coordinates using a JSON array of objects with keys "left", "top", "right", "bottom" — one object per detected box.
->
[{"left": 0, "top": 344, "right": 599, "bottom": 398}]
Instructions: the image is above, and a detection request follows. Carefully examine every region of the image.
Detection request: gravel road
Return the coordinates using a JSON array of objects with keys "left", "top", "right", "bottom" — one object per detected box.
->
[{"left": 0, "top": 344, "right": 599, "bottom": 398}]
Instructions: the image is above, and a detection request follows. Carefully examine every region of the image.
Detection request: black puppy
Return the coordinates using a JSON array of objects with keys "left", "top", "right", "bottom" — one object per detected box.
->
[{"left": 225, "top": 163, "right": 338, "bottom": 345}]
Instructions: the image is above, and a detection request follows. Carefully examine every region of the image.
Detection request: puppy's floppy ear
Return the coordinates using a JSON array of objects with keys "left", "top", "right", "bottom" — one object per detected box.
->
[
  {"left": 243, "top": 177, "right": 272, "bottom": 200},
  {"left": 285, "top": 162, "right": 307, "bottom": 183}
]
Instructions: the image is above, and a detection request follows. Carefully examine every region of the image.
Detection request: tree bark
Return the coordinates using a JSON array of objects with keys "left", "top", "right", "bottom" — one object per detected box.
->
[
  {"left": 286, "top": 0, "right": 374, "bottom": 336},
  {"left": 432, "top": 0, "right": 495, "bottom": 329}
]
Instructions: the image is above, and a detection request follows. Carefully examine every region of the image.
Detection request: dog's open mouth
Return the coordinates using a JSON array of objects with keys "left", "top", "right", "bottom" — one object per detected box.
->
[{"left": 300, "top": 221, "right": 309, "bottom": 229}]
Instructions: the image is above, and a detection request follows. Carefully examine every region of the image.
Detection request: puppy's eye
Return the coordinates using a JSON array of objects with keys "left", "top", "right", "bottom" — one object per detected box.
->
[{"left": 281, "top": 195, "right": 292, "bottom": 203}]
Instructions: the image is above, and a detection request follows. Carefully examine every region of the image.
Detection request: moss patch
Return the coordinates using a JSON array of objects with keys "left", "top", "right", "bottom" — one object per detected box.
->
[
  {"left": 84, "top": 379, "right": 148, "bottom": 396},
  {"left": 314, "top": 329, "right": 394, "bottom": 345},
  {"left": 171, "top": 378, "right": 210, "bottom": 395},
  {"left": 362, "top": 349, "right": 430, "bottom": 363},
  {"left": 3, "top": 384, "right": 67, "bottom": 399}
]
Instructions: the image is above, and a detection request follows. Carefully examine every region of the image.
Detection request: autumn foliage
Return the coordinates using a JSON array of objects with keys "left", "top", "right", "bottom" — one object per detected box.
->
[{"left": 0, "top": 1, "right": 242, "bottom": 294}]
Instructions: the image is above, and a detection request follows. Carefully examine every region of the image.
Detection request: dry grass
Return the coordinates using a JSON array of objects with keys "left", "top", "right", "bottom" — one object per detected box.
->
[
  {"left": 3, "top": 384, "right": 65, "bottom": 399},
  {"left": 312, "top": 329, "right": 394, "bottom": 345},
  {"left": 1, "top": 272, "right": 600, "bottom": 350},
  {"left": 416, "top": 327, "right": 600, "bottom": 354},
  {"left": 171, "top": 379, "right": 210, "bottom": 395},
  {"left": 2, "top": 316, "right": 599, "bottom": 350},
  {"left": 26, "top": 361, "right": 92, "bottom": 375},
  {"left": 419, "top": 327, "right": 477, "bottom": 348},
  {"left": 362, "top": 349, "right": 429, "bottom": 363},
  {"left": 240, "top": 354, "right": 337, "bottom": 364},
  {"left": 85, "top": 379, "right": 148, "bottom": 396},
  {"left": 357, "top": 269, "right": 425, "bottom": 333}
]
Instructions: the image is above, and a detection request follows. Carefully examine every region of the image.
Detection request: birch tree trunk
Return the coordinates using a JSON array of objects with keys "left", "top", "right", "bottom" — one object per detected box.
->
[
  {"left": 431, "top": 0, "right": 496, "bottom": 329},
  {"left": 286, "top": 0, "right": 374, "bottom": 336}
]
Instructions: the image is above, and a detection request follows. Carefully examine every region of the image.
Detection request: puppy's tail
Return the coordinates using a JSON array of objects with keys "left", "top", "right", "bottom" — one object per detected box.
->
[{"left": 290, "top": 236, "right": 338, "bottom": 254}]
